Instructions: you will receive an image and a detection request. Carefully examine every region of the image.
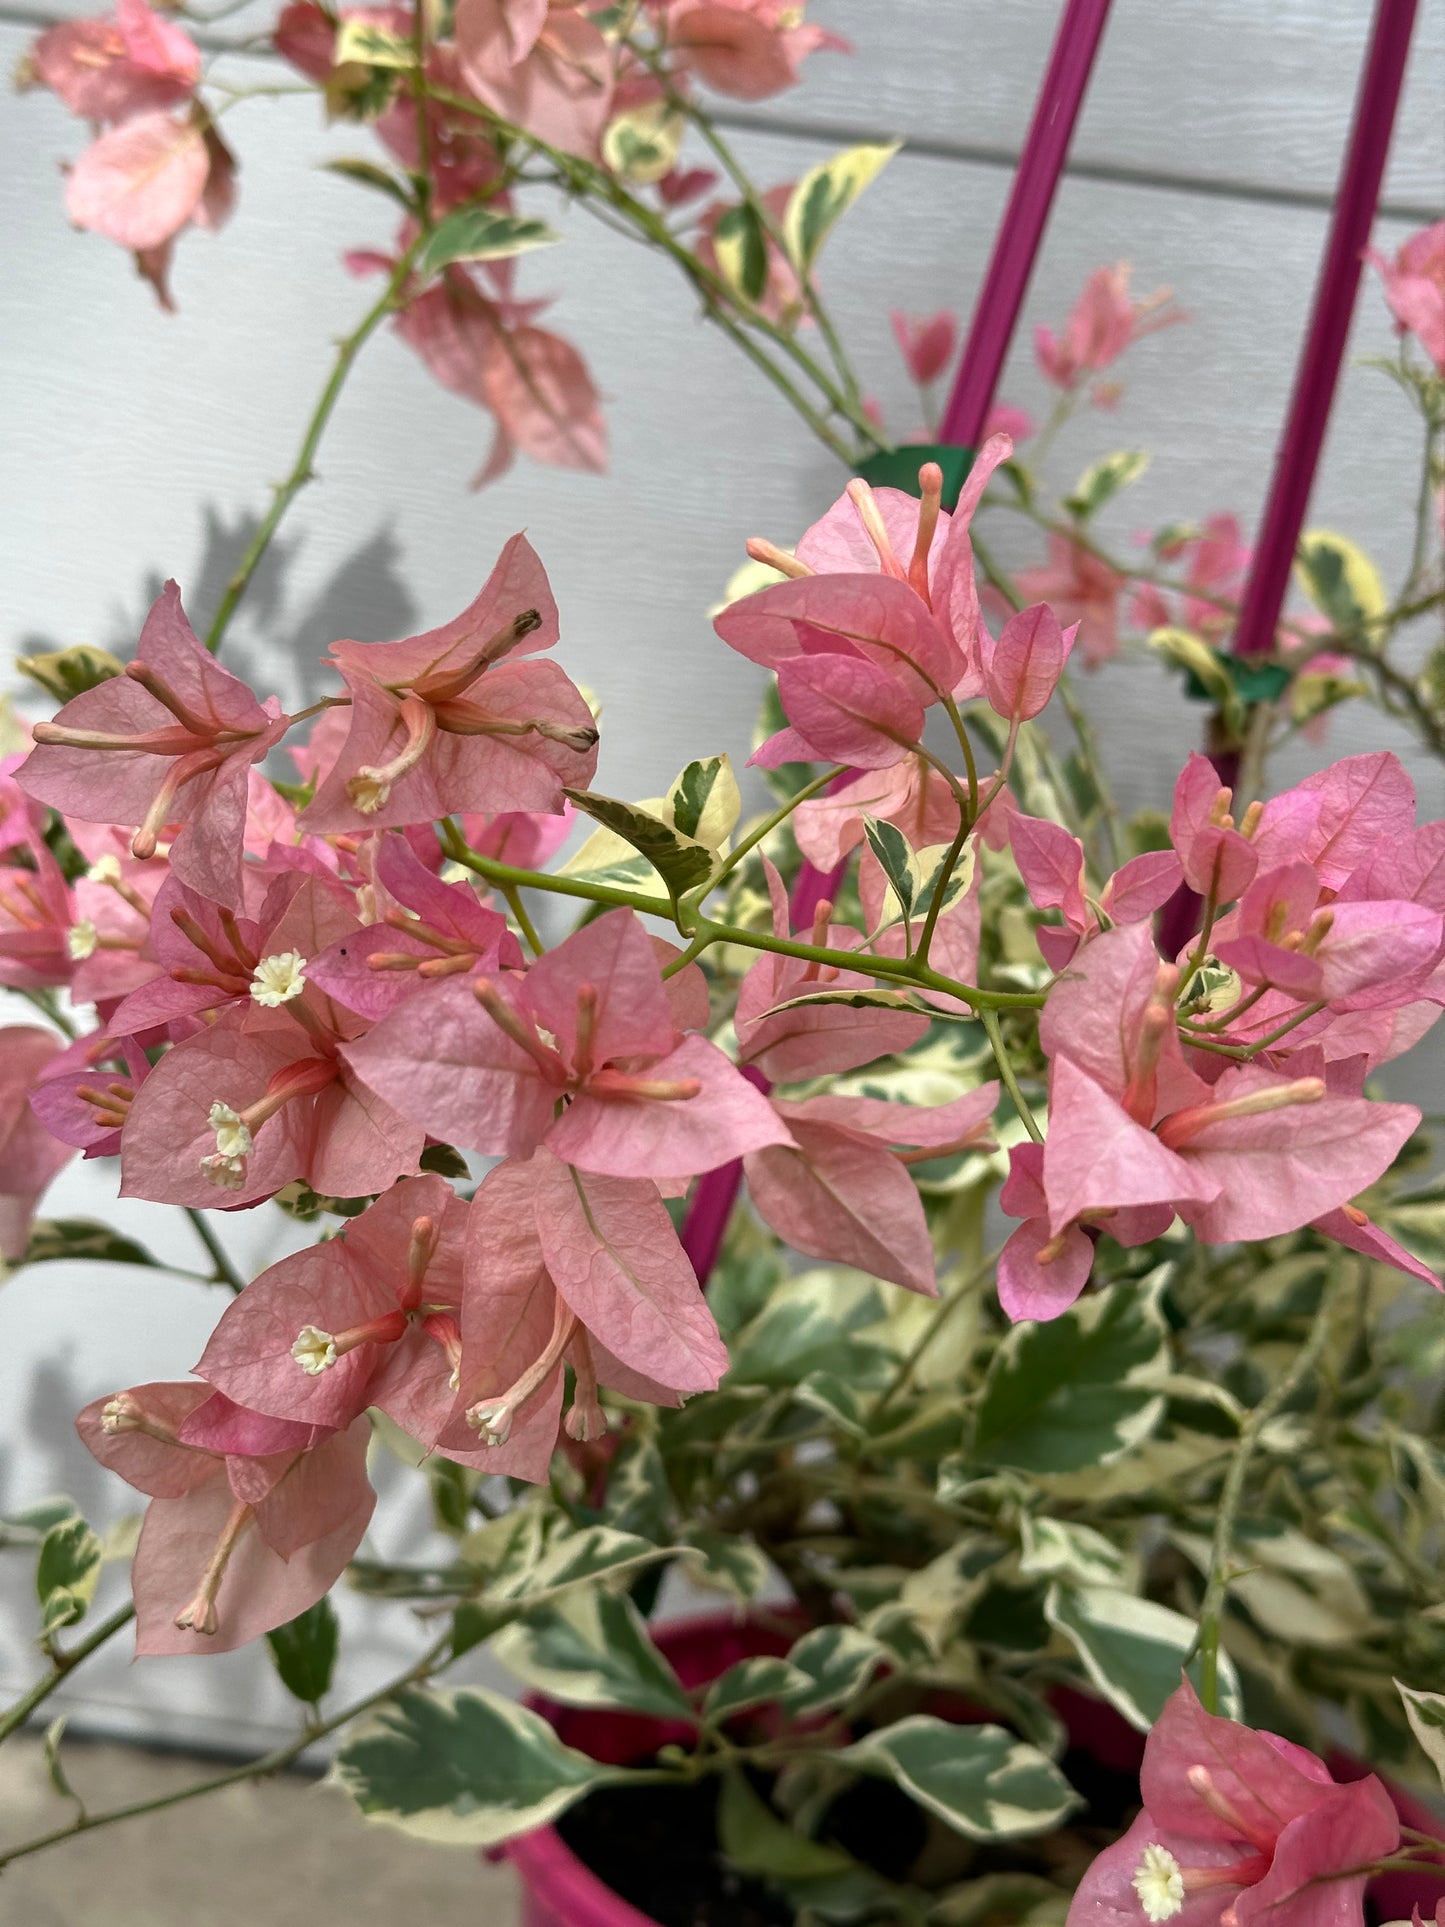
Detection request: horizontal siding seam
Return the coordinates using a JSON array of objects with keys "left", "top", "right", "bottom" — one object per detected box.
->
[{"left": 0, "top": 2, "right": 1438, "bottom": 224}]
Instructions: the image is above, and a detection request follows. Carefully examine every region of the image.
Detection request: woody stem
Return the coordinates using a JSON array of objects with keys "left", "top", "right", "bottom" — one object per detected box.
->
[
  {"left": 184, "top": 1208, "right": 247, "bottom": 1295},
  {"left": 0, "top": 1630, "right": 454, "bottom": 1869},
  {"left": 204, "top": 234, "right": 424, "bottom": 657},
  {"left": 1192, "top": 1271, "right": 1340, "bottom": 1711},
  {"left": 0, "top": 1601, "right": 138, "bottom": 1747}
]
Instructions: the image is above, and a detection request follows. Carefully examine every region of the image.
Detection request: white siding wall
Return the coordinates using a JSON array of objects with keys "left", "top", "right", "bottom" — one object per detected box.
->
[{"left": 1, "top": 0, "right": 1442, "bottom": 1745}]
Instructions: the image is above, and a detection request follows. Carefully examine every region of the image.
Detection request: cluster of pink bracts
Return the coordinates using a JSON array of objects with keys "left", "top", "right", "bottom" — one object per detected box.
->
[
  {"left": 22, "top": 0, "right": 844, "bottom": 478},
  {"left": 2, "top": 446, "right": 1442, "bottom": 1670}
]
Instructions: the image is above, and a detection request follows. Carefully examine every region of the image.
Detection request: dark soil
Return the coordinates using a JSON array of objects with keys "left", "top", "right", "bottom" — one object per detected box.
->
[
  {"left": 555, "top": 1740, "right": 1146, "bottom": 1927},
  {"left": 557, "top": 1776, "right": 793, "bottom": 1927}
]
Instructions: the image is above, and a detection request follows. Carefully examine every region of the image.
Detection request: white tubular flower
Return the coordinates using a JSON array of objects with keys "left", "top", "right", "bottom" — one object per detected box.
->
[
  {"left": 201, "top": 1101, "right": 253, "bottom": 1189},
  {"left": 85, "top": 855, "right": 123, "bottom": 885},
  {"left": 465, "top": 1399, "right": 514, "bottom": 1447},
  {"left": 250, "top": 951, "right": 307, "bottom": 1007},
  {"left": 1132, "top": 1843, "right": 1186, "bottom": 1922},
  {"left": 291, "top": 1325, "right": 338, "bottom": 1375},
  {"left": 345, "top": 770, "right": 390, "bottom": 815},
  {"left": 66, "top": 920, "right": 99, "bottom": 960},
  {"left": 208, "top": 1102, "right": 253, "bottom": 1161}
]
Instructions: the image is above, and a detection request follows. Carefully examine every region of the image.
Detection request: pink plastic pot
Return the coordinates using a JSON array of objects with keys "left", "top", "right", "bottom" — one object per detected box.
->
[
  {"left": 508, "top": 1612, "right": 796, "bottom": 1927},
  {"left": 504, "top": 1611, "right": 1445, "bottom": 1927}
]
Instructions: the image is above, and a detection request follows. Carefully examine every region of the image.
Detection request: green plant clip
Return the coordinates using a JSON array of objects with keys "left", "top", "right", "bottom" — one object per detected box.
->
[{"left": 856, "top": 442, "right": 975, "bottom": 508}]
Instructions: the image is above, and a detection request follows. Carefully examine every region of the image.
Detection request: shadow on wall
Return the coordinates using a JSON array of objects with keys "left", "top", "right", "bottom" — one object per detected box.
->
[{"left": 17, "top": 512, "right": 420, "bottom": 714}]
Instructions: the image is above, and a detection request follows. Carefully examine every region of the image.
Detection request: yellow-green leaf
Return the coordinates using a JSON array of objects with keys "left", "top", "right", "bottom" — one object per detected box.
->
[
  {"left": 601, "top": 100, "right": 684, "bottom": 185},
  {"left": 333, "top": 17, "right": 417, "bottom": 67},
  {"left": 783, "top": 142, "right": 899, "bottom": 273},
  {"left": 1295, "top": 529, "right": 1387, "bottom": 633}
]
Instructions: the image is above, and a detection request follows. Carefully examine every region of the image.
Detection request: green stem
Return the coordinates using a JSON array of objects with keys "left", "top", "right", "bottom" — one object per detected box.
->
[
  {"left": 441, "top": 829, "right": 1045, "bottom": 1006},
  {"left": 16, "top": 987, "right": 77, "bottom": 1041},
  {"left": 441, "top": 824, "right": 672, "bottom": 920},
  {"left": 691, "top": 766, "right": 840, "bottom": 906},
  {"left": 423, "top": 88, "right": 872, "bottom": 462},
  {"left": 0, "top": 1631, "right": 452, "bottom": 1870},
  {"left": 501, "top": 882, "right": 544, "bottom": 957},
  {"left": 204, "top": 238, "right": 422, "bottom": 655},
  {"left": 1055, "top": 671, "right": 1121, "bottom": 871},
  {"left": 980, "top": 1007, "right": 1043, "bottom": 1142},
  {"left": 872, "top": 1247, "right": 1002, "bottom": 1419},
  {"left": 650, "top": 64, "right": 866, "bottom": 424},
  {"left": 1194, "top": 1278, "right": 1337, "bottom": 1712},
  {"left": 185, "top": 1208, "right": 247, "bottom": 1295},
  {"left": 0, "top": 1603, "right": 136, "bottom": 1747}
]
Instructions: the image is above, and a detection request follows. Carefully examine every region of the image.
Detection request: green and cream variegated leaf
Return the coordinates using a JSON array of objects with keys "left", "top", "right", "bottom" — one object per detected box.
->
[
  {"left": 783, "top": 142, "right": 900, "bottom": 273},
  {"left": 668, "top": 754, "right": 741, "bottom": 850},
  {"left": 1019, "top": 1516, "right": 1134, "bottom": 1591},
  {"left": 416, "top": 208, "right": 561, "bottom": 279},
  {"left": 837, "top": 1717, "right": 1080, "bottom": 1840},
  {"left": 492, "top": 1590, "right": 693, "bottom": 1719},
  {"left": 1044, "top": 1584, "right": 1242, "bottom": 1730},
  {"left": 1395, "top": 1678, "right": 1445, "bottom": 1789},
  {"left": 972, "top": 1276, "right": 1171, "bottom": 1474},
  {"left": 331, "top": 1685, "right": 626, "bottom": 1845},
  {"left": 333, "top": 18, "right": 416, "bottom": 66},
  {"left": 564, "top": 790, "right": 712, "bottom": 899}
]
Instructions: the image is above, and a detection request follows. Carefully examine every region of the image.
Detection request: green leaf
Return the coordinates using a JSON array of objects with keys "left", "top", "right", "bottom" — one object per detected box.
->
[
  {"left": 322, "top": 157, "right": 416, "bottom": 209},
  {"left": 1396, "top": 1678, "right": 1445, "bottom": 1790},
  {"left": 861, "top": 814, "right": 916, "bottom": 922},
  {"left": 331, "top": 1684, "right": 628, "bottom": 1845},
  {"left": 418, "top": 1141, "right": 470, "bottom": 1180},
  {"left": 42, "top": 1716, "right": 84, "bottom": 1816},
  {"left": 1148, "top": 626, "right": 1244, "bottom": 733},
  {"left": 703, "top": 1655, "right": 810, "bottom": 1722},
  {"left": 599, "top": 1432, "right": 673, "bottom": 1544},
  {"left": 758, "top": 986, "right": 939, "bottom": 1020},
  {"left": 782, "top": 143, "right": 900, "bottom": 274},
  {"left": 21, "top": 1218, "right": 163, "bottom": 1270},
  {"left": 16, "top": 645, "right": 124, "bottom": 702},
  {"left": 794, "top": 1370, "right": 867, "bottom": 1437},
  {"left": 1044, "top": 1584, "right": 1242, "bottom": 1730},
  {"left": 782, "top": 1625, "right": 886, "bottom": 1716},
  {"left": 718, "top": 1768, "right": 855, "bottom": 1878},
  {"left": 836, "top": 1718, "right": 1080, "bottom": 1840},
  {"left": 563, "top": 790, "right": 712, "bottom": 899},
  {"left": 601, "top": 100, "right": 684, "bottom": 184},
  {"left": 726, "top": 1291, "right": 893, "bottom": 1391},
  {"left": 1064, "top": 450, "right": 1150, "bottom": 521},
  {"left": 416, "top": 206, "right": 562, "bottom": 280},
  {"left": 668, "top": 754, "right": 741, "bottom": 850},
  {"left": 36, "top": 1515, "right": 102, "bottom": 1632},
  {"left": 682, "top": 1530, "right": 774, "bottom": 1603},
  {"left": 493, "top": 1591, "right": 693, "bottom": 1719},
  {"left": 333, "top": 17, "right": 417, "bottom": 67},
  {"left": 972, "top": 1277, "right": 1170, "bottom": 1474},
  {"left": 2, "top": 1496, "right": 81, "bottom": 1547},
  {"left": 1019, "top": 1517, "right": 1131, "bottom": 1590},
  {"left": 266, "top": 1597, "right": 339, "bottom": 1708},
  {"left": 490, "top": 1524, "right": 687, "bottom": 1606},
  {"left": 712, "top": 203, "right": 769, "bottom": 303},
  {"left": 426, "top": 1459, "right": 476, "bottom": 1536},
  {"left": 1295, "top": 528, "right": 1387, "bottom": 633},
  {"left": 558, "top": 828, "right": 666, "bottom": 895}
]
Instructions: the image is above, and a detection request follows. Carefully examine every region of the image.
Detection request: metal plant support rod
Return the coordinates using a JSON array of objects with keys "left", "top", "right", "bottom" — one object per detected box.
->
[
  {"left": 1230, "top": 0, "right": 1420, "bottom": 659},
  {"left": 939, "top": 0, "right": 1114, "bottom": 447}
]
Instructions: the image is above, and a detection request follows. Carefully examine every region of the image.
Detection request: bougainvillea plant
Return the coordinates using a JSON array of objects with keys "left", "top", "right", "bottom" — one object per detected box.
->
[{"left": 5, "top": 4, "right": 1445, "bottom": 1922}]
